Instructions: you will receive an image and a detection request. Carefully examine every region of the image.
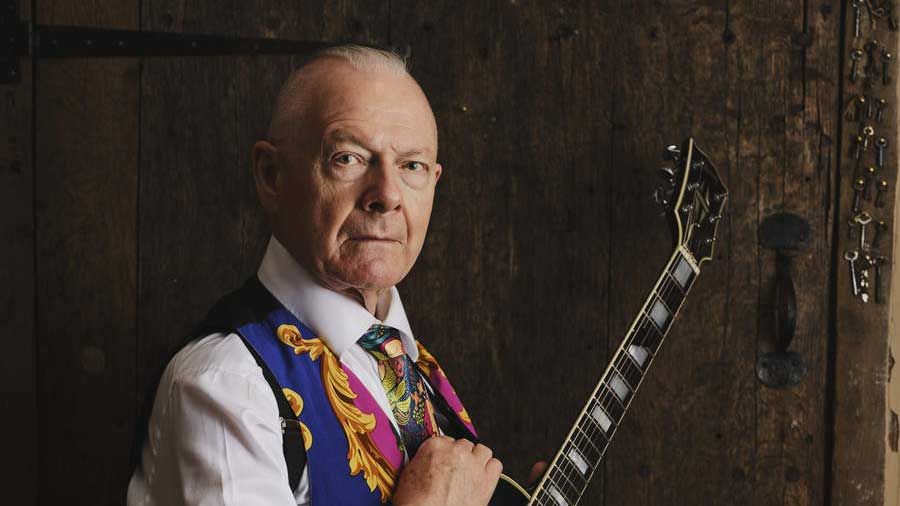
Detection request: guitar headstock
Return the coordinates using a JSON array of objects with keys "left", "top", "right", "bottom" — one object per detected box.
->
[{"left": 654, "top": 138, "right": 728, "bottom": 265}]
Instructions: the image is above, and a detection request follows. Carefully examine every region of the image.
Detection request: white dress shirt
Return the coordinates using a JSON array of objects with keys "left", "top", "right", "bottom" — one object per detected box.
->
[{"left": 127, "top": 235, "right": 420, "bottom": 505}]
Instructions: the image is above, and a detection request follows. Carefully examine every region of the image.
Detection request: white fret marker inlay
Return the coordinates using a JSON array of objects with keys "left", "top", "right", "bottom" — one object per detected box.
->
[
  {"left": 628, "top": 344, "right": 650, "bottom": 367},
  {"left": 590, "top": 404, "right": 612, "bottom": 432},
  {"left": 673, "top": 256, "right": 694, "bottom": 287},
  {"left": 547, "top": 484, "right": 568, "bottom": 506},
  {"left": 567, "top": 447, "right": 590, "bottom": 476},
  {"left": 649, "top": 299, "right": 670, "bottom": 329},
  {"left": 608, "top": 373, "right": 630, "bottom": 401}
]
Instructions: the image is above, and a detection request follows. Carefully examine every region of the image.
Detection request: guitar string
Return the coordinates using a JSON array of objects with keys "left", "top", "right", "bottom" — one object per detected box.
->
[{"left": 529, "top": 250, "right": 698, "bottom": 506}]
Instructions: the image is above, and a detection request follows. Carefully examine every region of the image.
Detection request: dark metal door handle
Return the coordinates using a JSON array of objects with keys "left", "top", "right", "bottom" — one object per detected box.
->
[{"left": 757, "top": 212, "right": 809, "bottom": 389}]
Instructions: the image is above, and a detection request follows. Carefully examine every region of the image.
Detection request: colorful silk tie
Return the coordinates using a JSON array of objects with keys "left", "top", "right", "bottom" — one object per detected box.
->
[{"left": 358, "top": 324, "right": 438, "bottom": 456}]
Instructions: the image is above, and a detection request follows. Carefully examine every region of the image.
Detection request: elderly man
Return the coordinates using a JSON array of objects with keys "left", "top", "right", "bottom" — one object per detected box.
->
[{"left": 127, "top": 45, "right": 507, "bottom": 505}]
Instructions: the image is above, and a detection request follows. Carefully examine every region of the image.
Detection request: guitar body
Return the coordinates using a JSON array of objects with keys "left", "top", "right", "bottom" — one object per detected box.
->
[{"left": 488, "top": 474, "right": 530, "bottom": 505}]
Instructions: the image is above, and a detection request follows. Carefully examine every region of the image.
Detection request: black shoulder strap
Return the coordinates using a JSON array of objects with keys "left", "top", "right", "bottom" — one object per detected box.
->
[
  {"left": 234, "top": 333, "right": 307, "bottom": 493},
  {"left": 131, "top": 276, "right": 306, "bottom": 493}
]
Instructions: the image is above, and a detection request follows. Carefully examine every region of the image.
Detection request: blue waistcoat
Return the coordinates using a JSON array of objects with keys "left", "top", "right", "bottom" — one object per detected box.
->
[{"left": 171, "top": 275, "right": 478, "bottom": 505}]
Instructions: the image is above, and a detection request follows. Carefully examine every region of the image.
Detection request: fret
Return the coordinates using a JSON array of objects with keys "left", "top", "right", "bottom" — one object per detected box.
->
[
  {"left": 606, "top": 369, "right": 631, "bottom": 403},
  {"left": 541, "top": 479, "right": 574, "bottom": 506},
  {"left": 571, "top": 423, "right": 602, "bottom": 461},
  {"left": 531, "top": 246, "right": 709, "bottom": 506},
  {"left": 577, "top": 412, "right": 610, "bottom": 450},
  {"left": 657, "top": 274, "right": 685, "bottom": 316},
  {"left": 630, "top": 316, "right": 663, "bottom": 353},
  {"left": 625, "top": 342, "right": 651, "bottom": 369},
  {"left": 596, "top": 384, "right": 625, "bottom": 419},
  {"left": 645, "top": 297, "right": 673, "bottom": 333},
  {"left": 669, "top": 251, "right": 697, "bottom": 290},
  {"left": 557, "top": 445, "right": 590, "bottom": 486},
  {"left": 545, "top": 464, "right": 580, "bottom": 505},
  {"left": 564, "top": 444, "right": 592, "bottom": 477},
  {"left": 613, "top": 351, "right": 643, "bottom": 389},
  {"left": 586, "top": 398, "right": 615, "bottom": 434}
]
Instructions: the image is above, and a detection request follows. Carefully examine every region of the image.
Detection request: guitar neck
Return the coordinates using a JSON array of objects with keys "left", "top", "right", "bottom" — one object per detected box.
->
[{"left": 529, "top": 246, "right": 701, "bottom": 506}]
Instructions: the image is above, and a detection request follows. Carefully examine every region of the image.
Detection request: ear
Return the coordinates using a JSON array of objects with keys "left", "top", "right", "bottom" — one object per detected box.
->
[
  {"left": 433, "top": 162, "right": 442, "bottom": 184},
  {"left": 252, "top": 140, "right": 281, "bottom": 216}
]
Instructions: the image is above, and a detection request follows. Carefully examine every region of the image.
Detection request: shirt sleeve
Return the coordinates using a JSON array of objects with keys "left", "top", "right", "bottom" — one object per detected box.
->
[{"left": 129, "top": 333, "right": 310, "bottom": 506}]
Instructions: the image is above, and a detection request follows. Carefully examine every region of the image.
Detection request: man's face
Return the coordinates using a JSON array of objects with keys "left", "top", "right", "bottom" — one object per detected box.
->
[{"left": 269, "top": 60, "right": 442, "bottom": 294}]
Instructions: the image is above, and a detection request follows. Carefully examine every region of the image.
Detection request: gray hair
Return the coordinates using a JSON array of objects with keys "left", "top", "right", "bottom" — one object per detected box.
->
[{"left": 267, "top": 44, "right": 410, "bottom": 140}]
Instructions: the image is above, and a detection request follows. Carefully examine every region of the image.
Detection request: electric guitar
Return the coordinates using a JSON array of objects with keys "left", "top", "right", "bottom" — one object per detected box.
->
[{"left": 489, "top": 138, "right": 728, "bottom": 505}]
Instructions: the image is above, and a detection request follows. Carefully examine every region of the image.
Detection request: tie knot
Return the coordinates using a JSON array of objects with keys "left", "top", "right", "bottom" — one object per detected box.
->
[{"left": 358, "top": 324, "right": 405, "bottom": 359}]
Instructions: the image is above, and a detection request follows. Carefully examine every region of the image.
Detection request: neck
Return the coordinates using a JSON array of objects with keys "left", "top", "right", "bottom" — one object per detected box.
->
[
  {"left": 529, "top": 246, "right": 700, "bottom": 506},
  {"left": 345, "top": 286, "right": 391, "bottom": 318}
]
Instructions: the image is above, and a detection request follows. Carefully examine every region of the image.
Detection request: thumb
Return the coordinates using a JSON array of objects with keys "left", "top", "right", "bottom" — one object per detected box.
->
[{"left": 527, "top": 461, "right": 549, "bottom": 485}]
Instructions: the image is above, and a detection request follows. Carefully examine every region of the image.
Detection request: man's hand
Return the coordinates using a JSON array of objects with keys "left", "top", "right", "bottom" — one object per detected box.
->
[{"left": 392, "top": 436, "right": 503, "bottom": 506}]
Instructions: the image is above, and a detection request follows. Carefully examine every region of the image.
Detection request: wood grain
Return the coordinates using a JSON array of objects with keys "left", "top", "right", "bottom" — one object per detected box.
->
[
  {"left": 0, "top": 1, "right": 35, "bottom": 502},
  {"left": 830, "top": 2, "right": 897, "bottom": 504},
  {"left": 135, "top": 0, "right": 392, "bottom": 448},
  {"left": 34, "top": 2, "right": 139, "bottom": 503},
  {"left": 14, "top": 0, "right": 890, "bottom": 503}
]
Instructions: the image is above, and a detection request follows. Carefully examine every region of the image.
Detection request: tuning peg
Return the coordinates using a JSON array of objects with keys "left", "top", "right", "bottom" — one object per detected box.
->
[
  {"left": 663, "top": 145, "right": 681, "bottom": 161},
  {"left": 653, "top": 186, "right": 673, "bottom": 206},
  {"left": 658, "top": 167, "right": 677, "bottom": 184}
]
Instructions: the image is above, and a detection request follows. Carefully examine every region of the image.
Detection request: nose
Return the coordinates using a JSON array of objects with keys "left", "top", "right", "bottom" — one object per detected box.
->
[{"left": 361, "top": 160, "right": 402, "bottom": 214}]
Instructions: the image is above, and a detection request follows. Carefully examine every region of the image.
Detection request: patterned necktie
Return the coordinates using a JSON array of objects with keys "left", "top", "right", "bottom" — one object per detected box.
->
[{"left": 358, "top": 324, "right": 438, "bottom": 456}]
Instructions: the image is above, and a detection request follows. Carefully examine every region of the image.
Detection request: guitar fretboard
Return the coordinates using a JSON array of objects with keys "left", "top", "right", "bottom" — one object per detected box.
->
[{"left": 530, "top": 247, "right": 699, "bottom": 506}]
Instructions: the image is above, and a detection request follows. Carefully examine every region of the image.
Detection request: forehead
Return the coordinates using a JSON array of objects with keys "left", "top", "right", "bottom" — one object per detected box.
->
[{"left": 307, "top": 61, "right": 438, "bottom": 155}]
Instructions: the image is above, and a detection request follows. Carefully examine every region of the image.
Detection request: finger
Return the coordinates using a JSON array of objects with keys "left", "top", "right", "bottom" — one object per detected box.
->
[
  {"left": 486, "top": 457, "right": 504, "bottom": 478},
  {"left": 527, "top": 461, "right": 548, "bottom": 485},
  {"left": 453, "top": 438, "right": 475, "bottom": 452},
  {"left": 471, "top": 443, "right": 494, "bottom": 463},
  {"left": 418, "top": 434, "right": 453, "bottom": 453}
]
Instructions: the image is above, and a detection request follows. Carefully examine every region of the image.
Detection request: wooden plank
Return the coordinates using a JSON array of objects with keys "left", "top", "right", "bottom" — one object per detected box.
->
[
  {"left": 0, "top": 1, "right": 35, "bottom": 502},
  {"left": 34, "top": 2, "right": 139, "bottom": 504},
  {"left": 831, "top": 4, "right": 898, "bottom": 504},
  {"left": 390, "top": 1, "right": 614, "bottom": 495},
  {"left": 600, "top": 2, "right": 754, "bottom": 504},
  {"left": 135, "top": 0, "right": 391, "bottom": 428}
]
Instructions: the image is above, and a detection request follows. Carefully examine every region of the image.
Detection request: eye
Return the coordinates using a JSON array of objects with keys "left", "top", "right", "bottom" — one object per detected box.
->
[
  {"left": 333, "top": 153, "right": 363, "bottom": 166},
  {"left": 405, "top": 161, "right": 427, "bottom": 172}
]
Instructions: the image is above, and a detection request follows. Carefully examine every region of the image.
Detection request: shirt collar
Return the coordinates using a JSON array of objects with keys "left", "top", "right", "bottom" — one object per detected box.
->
[{"left": 256, "top": 235, "right": 418, "bottom": 361}]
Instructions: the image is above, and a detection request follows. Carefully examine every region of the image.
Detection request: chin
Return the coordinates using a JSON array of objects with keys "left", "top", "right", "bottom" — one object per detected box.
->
[{"left": 330, "top": 259, "right": 407, "bottom": 291}]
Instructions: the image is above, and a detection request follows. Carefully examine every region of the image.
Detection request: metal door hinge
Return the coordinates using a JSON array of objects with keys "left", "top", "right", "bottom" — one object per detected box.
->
[{"left": 1, "top": 0, "right": 414, "bottom": 84}]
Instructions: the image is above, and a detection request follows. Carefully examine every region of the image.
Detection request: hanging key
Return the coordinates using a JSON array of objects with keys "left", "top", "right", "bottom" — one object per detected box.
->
[
  {"left": 876, "top": 97, "right": 887, "bottom": 123},
  {"left": 862, "top": 125, "right": 875, "bottom": 152},
  {"left": 875, "top": 179, "right": 890, "bottom": 207},
  {"left": 865, "top": 41, "right": 879, "bottom": 73},
  {"left": 859, "top": 255, "right": 872, "bottom": 303},
  {"left": 873, "top": 256, "right": 887, "bottom": 304},
  {"left": 866, "top": 94, "right": 874, "bottom": 119},
  {"left": 852, "top": 94, "right": 867, "bottom": 122},
  {"left": 864, "top": 166, "right": 878, "bottom": 200},
  {"left": 872, "top": 219, "right": 888, "bottom": 248},
  {"left": 853, "top": 135, "right": 864, "bottom": 160},
  {"left": 876, "top": 137, "right": 888, "bottom": 167},
  {"left": 855, "top": 211, "right": 873, "bottom": 251},
  {"left": 883, "top": 50, "right": 893, "bottom": 85},
  {"left": 853, "top": 177, "right": 867, "bottom": 212},
  {"left": 851, "top": 48, "right": 864, "bottom": 82},
  {"left": 853, "top": 0, "right": 863, "bottom": 38},
  {"left": 846, "top": 250, "right": 861, "bottom": 296}
]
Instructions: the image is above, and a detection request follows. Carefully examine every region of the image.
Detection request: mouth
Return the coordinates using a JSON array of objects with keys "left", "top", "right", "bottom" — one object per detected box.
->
[{"left": 349, "top": 236, "right": 401, "bottom": 243}]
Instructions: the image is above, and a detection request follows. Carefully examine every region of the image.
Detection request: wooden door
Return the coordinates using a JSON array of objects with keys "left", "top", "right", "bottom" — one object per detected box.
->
[{"left": 2, "top": 1, "right": 893, "bottom": 505}]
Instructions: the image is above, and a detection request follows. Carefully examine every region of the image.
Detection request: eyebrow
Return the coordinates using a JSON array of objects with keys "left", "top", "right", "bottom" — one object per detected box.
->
[{"left": 325, "top": 129, "right": 433, "bottom": 158}]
